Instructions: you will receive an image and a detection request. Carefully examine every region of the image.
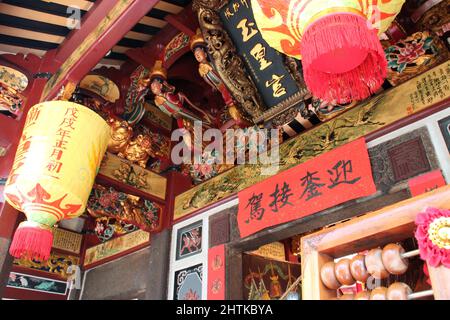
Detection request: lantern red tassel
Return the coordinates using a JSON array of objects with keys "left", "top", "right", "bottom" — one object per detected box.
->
[
  {"left": 301, "top": 13, "right": 387, "bottom": 104},
  {"left": 9, "top": 221, "right": 53, "bottom": 261}
]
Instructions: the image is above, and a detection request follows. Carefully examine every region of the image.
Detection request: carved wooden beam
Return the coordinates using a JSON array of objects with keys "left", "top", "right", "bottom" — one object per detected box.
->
[
  {"left": 193, "top": 0, "right": 311, "bottom": 124},
  {"left": 193, "top": 0, "right": 265, "bottom": 122},
  {"left": 41, "top": 0, "right": 161, "bottom": 102},
  {"left": 165, "top": 14, "right": 196, "bottom": 36}
]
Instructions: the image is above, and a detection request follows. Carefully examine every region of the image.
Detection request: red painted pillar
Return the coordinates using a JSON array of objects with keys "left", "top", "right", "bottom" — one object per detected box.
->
[
  {"left": 43, "top": 0, "right": 162, "bottom": 101},
  {"left": 164, "top": 171, "right": 193, "bottom": 229},
  {"left": 0, "top": 50, "right": 60, "bottom": 297}
]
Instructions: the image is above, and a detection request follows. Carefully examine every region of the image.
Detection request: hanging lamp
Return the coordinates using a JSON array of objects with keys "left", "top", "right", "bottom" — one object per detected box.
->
[
  {"left": 4, "top": 101, "right": 109, "bottom": 261},
  {"left": 251, "top": 0, "right": 405, "bottom": 103}
]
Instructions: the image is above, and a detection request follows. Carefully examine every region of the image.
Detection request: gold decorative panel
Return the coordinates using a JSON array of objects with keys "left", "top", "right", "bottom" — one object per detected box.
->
[
  {"left": 174, "top": 62, "right": 450, "bottom": 219},
  {"left": 52, "top": 228, "right": 83, "bottom": 254},
  {"left": 99, "top": 152, "right": 167, "bottom": 200},
  {"left": 83, "top": 229, "right": 150, "bottom": 267},
  {"left": 14, "top": 253, "right": 80, "bottom": 279},
  {"left": 250, "top": 242, "right": 286, "bottom": 261}
]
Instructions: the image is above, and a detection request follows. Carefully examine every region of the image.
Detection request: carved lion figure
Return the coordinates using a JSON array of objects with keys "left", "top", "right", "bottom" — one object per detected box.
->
[
  {"left": 119, "top": 134, "right": 153, "bottom": 168},
  {"left": 107, "top": 117, "right": 133, "bottom": 154}
]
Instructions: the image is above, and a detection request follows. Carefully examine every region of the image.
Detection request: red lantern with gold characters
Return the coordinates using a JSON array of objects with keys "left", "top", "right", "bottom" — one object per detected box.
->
[
  {"left": 4, "top": 101, "right": 110, "bottom": 261},
  {"left": 251, "top": 0, "right": 406, "bottom": 104}
]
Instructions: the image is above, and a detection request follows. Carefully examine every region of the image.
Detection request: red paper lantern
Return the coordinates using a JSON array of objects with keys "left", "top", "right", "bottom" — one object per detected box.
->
[{"left": 251, "top": 0, "right": 406, "bottom": 104}]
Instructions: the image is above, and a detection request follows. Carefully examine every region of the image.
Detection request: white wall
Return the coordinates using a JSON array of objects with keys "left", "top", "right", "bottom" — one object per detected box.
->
[{"left": 168, "top": 199, "right": 238, "bottom": 300}]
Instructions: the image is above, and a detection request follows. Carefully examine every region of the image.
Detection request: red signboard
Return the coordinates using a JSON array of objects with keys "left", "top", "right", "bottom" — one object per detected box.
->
[
  {"left": 237, "top": 138, "right": 377, "bottom": 238},
  {"left": 207, "top": 244, "right": 225, "bottom": 300},
  {"left": 408, "top": 170, "right": 447, "bottom": 197}
]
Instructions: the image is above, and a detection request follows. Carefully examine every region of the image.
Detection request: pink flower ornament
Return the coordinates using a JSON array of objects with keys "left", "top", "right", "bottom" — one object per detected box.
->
[{"left": 415, "top": 207, "right": 450, "bottom": 268}]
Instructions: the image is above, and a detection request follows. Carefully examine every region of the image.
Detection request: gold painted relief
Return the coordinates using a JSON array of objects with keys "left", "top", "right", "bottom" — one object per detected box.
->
[
  {"left": 14, "top": 253, "right": 80, "bottom": 279},
  {"left": 79, "top": 75, "right": 120, "bottom": 102},
  {"left": 84, "top": 229, "right": 150, "bottom": 266},
  {"left": 99, "top": 152, "right": 167, "bottom": 200},
  {"left": 52, "top": 228, "right": 83, "bottom": 254},
  {"left": 174, "top": 61, "right": 450, "bottom": 219}
]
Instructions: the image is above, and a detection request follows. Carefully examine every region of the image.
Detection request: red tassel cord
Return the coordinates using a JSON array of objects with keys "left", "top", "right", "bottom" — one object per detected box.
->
[
  {"left": 9, "top": 223, "right": 53, "bottom": 262},
  {"left": 301, "top": 13, "right": 387, "bottom": 104}
]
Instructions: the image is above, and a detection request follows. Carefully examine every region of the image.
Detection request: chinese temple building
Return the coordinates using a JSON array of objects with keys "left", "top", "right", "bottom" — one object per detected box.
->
[{"left": 0, "top": 0, "right": 449, "bottom": 301}]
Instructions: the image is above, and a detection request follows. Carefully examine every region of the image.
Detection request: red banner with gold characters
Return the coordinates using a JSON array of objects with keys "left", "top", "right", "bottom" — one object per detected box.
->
[
  {"left": 207, "top": 244, "right": 226, "bottom": 300},
  {"left": 237, "top": 138, "right": 376, "bottom": 238}
]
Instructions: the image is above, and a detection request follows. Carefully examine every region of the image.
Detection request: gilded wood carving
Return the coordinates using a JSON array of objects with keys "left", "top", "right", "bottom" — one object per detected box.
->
[
  {"left": 174, "top": 62, "right": 450, "bottom": 219},
  {"left": 14, "top": 253, "right": 80, "bottom": 279},
  {"left": 193, "top": 0, "right": 265, "bottom": 121}
]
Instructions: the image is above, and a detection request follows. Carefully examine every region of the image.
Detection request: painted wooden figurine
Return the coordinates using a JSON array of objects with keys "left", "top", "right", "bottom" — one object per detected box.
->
[
  {"left": 149, "top": 60, "right": 212, "bottom": 128},
  {"left": 122, "top": 65, "right": 150, "bottom": 126},
  {"left": 190, "top": 29, "right": 248, "bottom": 126}
]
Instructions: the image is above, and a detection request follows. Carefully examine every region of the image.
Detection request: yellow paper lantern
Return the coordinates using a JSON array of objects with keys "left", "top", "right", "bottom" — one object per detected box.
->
[{"left": 4, "top": 101, "right": 109, "bottom": 261}]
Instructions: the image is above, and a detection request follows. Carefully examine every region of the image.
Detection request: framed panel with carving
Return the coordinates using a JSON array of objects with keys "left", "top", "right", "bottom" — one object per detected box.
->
[
  {"left": 52, "top": 228, "right": 83, "bottom": 255},
  {"left": 438, "top": 115, "right": 450, "bottom": 153},
  {"left": 83, "top": 229, "right": 150, "bottom": 267},
  {"left": 13, "top": 253, "right": 79, "bottom": 279},
  {"left": 387, "top": 137, "right": 431, "bottom": 182},
  {"left": 7, "top": 272, "right": 68, "bottom": 295},
  {"left": 176, "top": 220, "right": 203, "bottom": 261},
  {"left": 193, "top": 0, "right": 309, "bottom": 123}
]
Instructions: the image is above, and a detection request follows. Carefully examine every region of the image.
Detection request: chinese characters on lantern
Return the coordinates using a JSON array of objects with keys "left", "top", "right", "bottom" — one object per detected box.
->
[
  {"left": 9, "top": 105, "right": 80, "bottom": 182},
  {"left": 219, "top": 0, "right": 298, "bottom": 107},
  {"left": 238, "top": 139, "right": 377, "bottom": 238},
  {"left": 46, "top": 107, "right": 79, "bottom": 178},
  {"left": 8, "top": 107, "right": 42, "bottom": 182}
]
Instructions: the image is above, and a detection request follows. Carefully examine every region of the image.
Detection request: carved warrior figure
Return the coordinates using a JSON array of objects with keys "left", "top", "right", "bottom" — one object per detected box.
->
[
  {"left": 190, "top": 29, "right": 248, "bottom": 126},
  {"left": 149, "top": 60, "right": 212, "bottom": 128}
]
